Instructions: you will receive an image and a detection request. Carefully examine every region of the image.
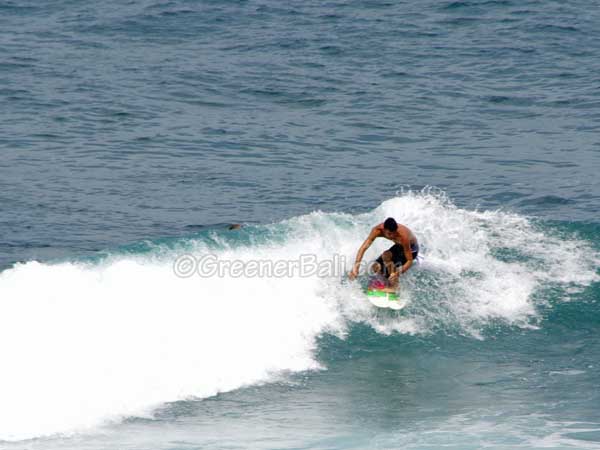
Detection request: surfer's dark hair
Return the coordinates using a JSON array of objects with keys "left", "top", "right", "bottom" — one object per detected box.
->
[{"left": 383, "top": 217, "right": 398, "bottom": 232}]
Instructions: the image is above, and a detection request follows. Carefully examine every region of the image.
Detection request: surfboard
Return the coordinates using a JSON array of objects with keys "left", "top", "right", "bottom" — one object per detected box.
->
[{"left": 364, "top": 288, "right": 408, "bottom": 310}]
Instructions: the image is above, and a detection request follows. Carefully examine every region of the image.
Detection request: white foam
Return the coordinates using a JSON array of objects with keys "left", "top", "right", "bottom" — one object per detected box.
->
[
  {"left": 348, "top": 191, "right": 599, "bottom": 335},
  {"left": 0, "top": 250, "right": 341, "bottom": 441},
  {"left": 0, "top": 190, "right": 597, "bottom": 440}
]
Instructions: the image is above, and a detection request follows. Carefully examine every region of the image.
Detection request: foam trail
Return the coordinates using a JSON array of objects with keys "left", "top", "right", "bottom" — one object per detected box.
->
[
  {"left": 0, "top": 252, "right": 342, "bottom": 441},
  {"left": 1, "top": 191, "right": 598, "bottom": 441}
]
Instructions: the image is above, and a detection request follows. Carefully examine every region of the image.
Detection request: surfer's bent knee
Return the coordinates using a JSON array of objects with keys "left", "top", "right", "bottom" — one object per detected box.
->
[
  {"left": 381, "top": 250, "right": 392, "bottom": 262},
  {"left": 371, "top": 261, "right": 382, "bottom": 274}
]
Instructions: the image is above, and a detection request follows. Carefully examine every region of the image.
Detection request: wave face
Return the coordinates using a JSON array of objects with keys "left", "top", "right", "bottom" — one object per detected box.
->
[{"left": 0, "top": 191, "right": 598, "bottom": 441}]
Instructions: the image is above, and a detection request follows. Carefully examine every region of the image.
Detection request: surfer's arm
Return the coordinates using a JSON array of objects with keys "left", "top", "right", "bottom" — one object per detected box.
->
[{"left": 349, "top": 228, "right": 379, "bottom": 279}]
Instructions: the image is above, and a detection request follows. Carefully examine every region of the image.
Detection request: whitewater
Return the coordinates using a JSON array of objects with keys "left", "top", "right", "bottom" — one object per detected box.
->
[{"left": 0, "top": 192, "right": 598, "bottom": 442}]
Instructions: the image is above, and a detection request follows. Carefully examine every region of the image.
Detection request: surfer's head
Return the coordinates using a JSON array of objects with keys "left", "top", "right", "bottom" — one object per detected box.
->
[{"left": 383, "top": 217, "right": 398, "bottom": 233}]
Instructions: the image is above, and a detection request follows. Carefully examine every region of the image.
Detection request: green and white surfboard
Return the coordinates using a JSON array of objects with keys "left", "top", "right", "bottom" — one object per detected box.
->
[{"left": 364, "top": 289, "right": 408, "bottom": 310}]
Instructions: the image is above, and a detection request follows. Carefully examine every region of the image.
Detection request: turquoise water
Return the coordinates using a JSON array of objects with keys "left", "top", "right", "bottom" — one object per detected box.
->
[{"left": 1, "top": 0, "right": 600, "bottom": 448}]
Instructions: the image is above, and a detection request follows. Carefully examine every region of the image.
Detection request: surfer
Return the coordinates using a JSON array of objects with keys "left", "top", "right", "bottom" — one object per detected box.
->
[{"left": 348, "top": 217, "right": 419, "bottom": 289}]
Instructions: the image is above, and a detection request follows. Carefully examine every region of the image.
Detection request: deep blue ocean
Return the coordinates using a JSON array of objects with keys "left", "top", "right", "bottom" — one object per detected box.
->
[{"left": 1, "top": 0, "right": 600, "bottom": 448}]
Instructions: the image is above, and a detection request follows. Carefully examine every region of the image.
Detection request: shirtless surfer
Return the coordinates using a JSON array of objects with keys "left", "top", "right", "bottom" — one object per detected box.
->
[{"left": 348, "top": 218, "right": 419, "bottom": 289}]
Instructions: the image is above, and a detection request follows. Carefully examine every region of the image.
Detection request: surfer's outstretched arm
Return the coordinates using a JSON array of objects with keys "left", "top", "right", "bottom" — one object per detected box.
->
[{"left": 349, "top": 227, "right": 379, "bottom": 279}]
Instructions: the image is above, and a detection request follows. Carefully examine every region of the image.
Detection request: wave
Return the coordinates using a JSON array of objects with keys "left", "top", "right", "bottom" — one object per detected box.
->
[{"left": 0, "top": 190, "right": 598, "bottom": 441}]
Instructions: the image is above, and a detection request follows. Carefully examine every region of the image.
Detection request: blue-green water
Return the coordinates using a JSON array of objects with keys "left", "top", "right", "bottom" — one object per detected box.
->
[{"left": 1, "top": 1, "right": 600, "bottom": 448}]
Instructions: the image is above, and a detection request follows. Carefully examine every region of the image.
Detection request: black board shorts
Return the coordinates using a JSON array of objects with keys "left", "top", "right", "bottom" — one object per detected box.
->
[{"left": 375, "top": 243, "right": 419, "bottom": 277}]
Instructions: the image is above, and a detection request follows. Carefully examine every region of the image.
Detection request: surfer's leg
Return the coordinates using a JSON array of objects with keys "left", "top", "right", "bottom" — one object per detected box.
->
[
  {"left": 386, "top": 245, "right": 405, "bottom": 289},
  {"left": 381, "top": 250, "right": 395, "bottom": 280},
  {"left": 387, "top": 267, "right": 399, "bottom": 291},
  {"left": 372, "top": 255, "right": 387, "bottom": 276},
  {"left": 390, "top": 244, "right": 416, "bottom": 275},
  {"left": 371, "top": 261, "right": 383, "bottom": 275}
]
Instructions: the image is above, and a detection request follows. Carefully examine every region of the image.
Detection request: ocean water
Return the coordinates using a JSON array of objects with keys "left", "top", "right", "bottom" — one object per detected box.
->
[{"left": 1, "top": 0, "right": 600, "bottom": 448}]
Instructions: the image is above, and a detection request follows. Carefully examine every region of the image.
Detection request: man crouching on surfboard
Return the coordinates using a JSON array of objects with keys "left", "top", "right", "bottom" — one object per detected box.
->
[{"left": 348, "top": 218, "right": 419, "bottom": 290}]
